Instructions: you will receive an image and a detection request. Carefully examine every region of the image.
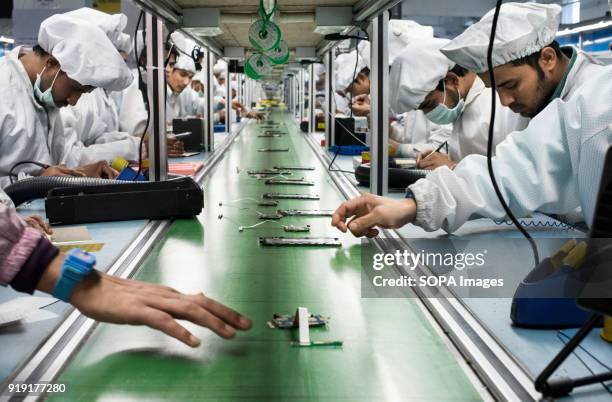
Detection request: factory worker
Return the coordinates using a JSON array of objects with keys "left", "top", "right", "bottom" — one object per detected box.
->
[
  {"left": 191, "top": 70, "right": 206, "bottom": 97},
  {"left": 113, "top": 29, "right": 148, "bottom": 136},
  {"left": 332, "top": 2, "right": 611, "bottom": 235},
  {"left": 389, "top": 37, "right": 528, "bottom": 169},
  {"left": 58, "top": 8, "right": 140, "bottom": 167},
  {"left": 335, "top": 50, "right": 369, "bottom": 98},
  {"left": 166, "top": 54, "right": 204, "bottom": 123},
  {"left": 0, "top": 14, "right": 132, "bottom": 188}
]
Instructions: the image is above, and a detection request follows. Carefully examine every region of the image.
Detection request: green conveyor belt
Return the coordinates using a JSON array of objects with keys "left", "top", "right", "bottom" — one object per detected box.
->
[{"left": 50, "top": 113, "right": 482, "bottom": 401}]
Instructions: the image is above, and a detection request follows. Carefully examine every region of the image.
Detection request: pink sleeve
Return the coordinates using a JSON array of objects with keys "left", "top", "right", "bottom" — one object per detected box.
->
[{"left": 0, "top": 204, "right": 43, "bottom": 285}]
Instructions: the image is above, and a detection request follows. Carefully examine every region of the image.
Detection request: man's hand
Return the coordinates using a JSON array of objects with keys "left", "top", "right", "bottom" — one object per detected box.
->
[
  {"left": 331, "top": 193, "right": 416, "bottom": 238},
  {"left": 231, "top": 100, "right": 244, "bottom": 111},
  {"left": 41, "top": 165, "right": 85, "bottom": 178},
  {"left": 37, "top": 255, "right": 252, "bottom": 347},
  {"left": 351, "top": 94, "right": 371, "bottom": 117},
  {"left": 416, "top": 151, "right": 457, "bottom": 170},
  {"left": 76, "top": 161, "right": 118, "bottom": 179},
  {"left": 24, "top": 215, "right": 53, "bottom": 235}
]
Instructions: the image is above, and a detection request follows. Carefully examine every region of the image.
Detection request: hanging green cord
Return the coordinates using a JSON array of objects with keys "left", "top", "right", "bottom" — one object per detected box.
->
[{"left": 258, "top": 0, "right": 277, "bottom": 22}]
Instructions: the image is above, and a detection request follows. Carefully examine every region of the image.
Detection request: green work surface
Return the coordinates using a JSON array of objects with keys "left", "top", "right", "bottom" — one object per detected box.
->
[{"left": 50, "top": 113, "right": 482, "bottom": 401}]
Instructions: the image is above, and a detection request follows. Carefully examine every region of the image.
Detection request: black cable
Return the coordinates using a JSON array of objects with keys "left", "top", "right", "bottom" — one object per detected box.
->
[
  {"left": 134, "top": 10, "right": 150, "bottom": 180},
  {"left": 557, "top": 330, "right": 612, "bottom": 394},
  {"left": 486, "top": 0, "right": 539, "bottom": 266},
  {"left": 9, "top": 161, "right": 50, "bottom": 184}
]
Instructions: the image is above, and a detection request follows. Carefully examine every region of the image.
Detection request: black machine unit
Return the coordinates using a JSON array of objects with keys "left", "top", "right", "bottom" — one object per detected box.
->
[
  {"left": 334, "top": 117, "right": 366, "bottom": 146},
  {"left": 172, "top": 118, "right": 204, "bottom": 152},
  {"left": 45, "top": 177, "right": 204, "bottom": 225}
]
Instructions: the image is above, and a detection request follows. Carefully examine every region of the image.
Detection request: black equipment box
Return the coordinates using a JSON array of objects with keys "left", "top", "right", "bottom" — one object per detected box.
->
[
  {"left": 45, "top": 177, "right": 204, "bottom": 225},
  {"left": 334, "top": 117, "right": 366, "bottom": 146},
  {"left": 172, "top": 118, "right": 204, "bottom": 152}
]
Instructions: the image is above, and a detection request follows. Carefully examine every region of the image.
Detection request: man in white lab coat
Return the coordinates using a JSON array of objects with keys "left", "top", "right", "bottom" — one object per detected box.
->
[
  {"left": 0, "top": 14, "right": 132, "bottom": 188},
  {"left": 389, "top": 37, "right": 528, "bottom": 170},
  {"left": 166, "top": 54, "right": 205, "bottom": 124},
  {"left": 58, "top": 8, "right": 140, "bottom": 167},
  {"left": 332, "top": 2, "right": 611, "bottom": 235}
]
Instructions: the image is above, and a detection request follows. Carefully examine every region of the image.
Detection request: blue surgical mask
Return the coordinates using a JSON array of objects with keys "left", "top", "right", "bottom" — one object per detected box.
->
[
  {"left": 197, "top": 91, "right": 204, "bottom": 98},
  {"left": 425, "top": 81, "right": 464, "bottom": 125},
  {"left": 33, "top": 66, "right": 60, "bottom": 108}
]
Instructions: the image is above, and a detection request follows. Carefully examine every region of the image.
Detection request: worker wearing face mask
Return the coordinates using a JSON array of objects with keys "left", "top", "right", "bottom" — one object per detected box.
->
[
  {"left": 356, "top": 20, "right": 453, "bottom": 158},
  {"left": 0, "top": 14, "right": 132, "bottom": 188},
  {"left": 389, "top": 37, "right": 528, "bottom": 170},
  {"left": 58, "top": 7, "right": 141, "bottom": 167},
  {"left": 332, "top": 2, "right": 611, "bottom": 236}
]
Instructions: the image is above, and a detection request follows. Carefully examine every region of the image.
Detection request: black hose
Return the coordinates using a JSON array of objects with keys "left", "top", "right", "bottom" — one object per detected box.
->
[{"left": 4, "top": 177, "right": 133, "bottom": 206}]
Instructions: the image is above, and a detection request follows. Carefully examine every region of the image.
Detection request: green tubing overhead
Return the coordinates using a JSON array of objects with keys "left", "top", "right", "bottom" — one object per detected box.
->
[
  {"left": 248, "top": 19, "right": 282, "bottom": 51},
  {"left": 266, "top": 40, "right": 289, "bottom": 65}
]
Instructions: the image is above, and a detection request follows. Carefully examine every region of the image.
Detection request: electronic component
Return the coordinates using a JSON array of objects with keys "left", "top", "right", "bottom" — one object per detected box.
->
[
  {"left": 263, "top": 193, "right": 320, "bottom": 200},
  {"left": 258, "top": 148, "right": 289, "bottom": 152},
  {"left": 278, "top": 209, "right": 334, "bottom": 217},
  {"left": 258, "top": 237, "right": 341, "bottom": 247},
  {"left": 265, "top": 179, "right": 314, "bottom": 186},
  {"left": 258, "top": 134, "right": 282, "bottom": 138},
  {"left": 268, "top": 312, "right": 329, "bottom": 329},
  {"left": 273, "top": 166, "right": 315, "bottom": 171},
  {"left": 257, "top": 211, "right": 284, "bottom": 220},
  {"left": 257, "top": 200, "right": 279, "bottom": 207},
  {"left": 283, "top": 225, "right": 311, "bottom": 232},
  {"left": 247, "top": 170, "right": 292, "bottom": 176}
]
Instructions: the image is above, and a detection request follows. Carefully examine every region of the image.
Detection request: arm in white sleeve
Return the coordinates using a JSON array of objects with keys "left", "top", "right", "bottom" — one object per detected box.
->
[{"left": 408, "top": 100, "right": 580, "bottom": 233}]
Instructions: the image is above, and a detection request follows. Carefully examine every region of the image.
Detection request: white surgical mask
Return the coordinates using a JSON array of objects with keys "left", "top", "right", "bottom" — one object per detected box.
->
[
  {"left": 33, "top": 66, "right": 60, "bottom": 108},
  {"left": 425, "top": 81, "right": 464, "bottom": 125}
]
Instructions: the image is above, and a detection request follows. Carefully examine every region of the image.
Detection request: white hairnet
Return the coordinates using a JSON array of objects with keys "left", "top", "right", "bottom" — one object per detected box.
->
[
  {"left": 169, "top": 31, "right": 187, "bottom": 53},
  {"left": 114, "top": 33, "right": 132, "bottom": 55},
  {"left": 213, "top": 60, "right": 227, "bottom": 75},
  {"left": 192, "top": 71, "right": 206, "bottom": 83},
  {"left": 64, "top": 7, "right": 132, "bottom": 54},
  {"left": 38, "top": 14, "right": 133, "bottom": 91},
  {"left": 358, "top": 20, "right": 434, "bottom": 67},
  {"left": 174, "top": 54, "right": 196, "bottom": 74},
  {"left": 389, "top": 38, "right": 454, "bottom": 113},
  {"left": 441, "top": 2, "right": 562, "bottom": 73},
  {"left": 334, "top": 50, "right": 367, "bottom": 92}
]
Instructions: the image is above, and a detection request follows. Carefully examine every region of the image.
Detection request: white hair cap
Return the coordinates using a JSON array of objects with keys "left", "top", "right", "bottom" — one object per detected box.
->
[
  {"left": 389, "top": 38, "right": 454, "bottom": 113},
  {"left": 38, "top": 14, "right": 133, "bottom": 91},
  {"left": 334, "top": 50, "right": 367, "bottom": 92},
  {"left": 64, "top": 7, "right": 132, "bottom": 54},
  {"left": 441, "top": 2, "right": 562, "bottom": 73},
  {"left": 174, "top": 54, "right": 196, "bottom": 75}
]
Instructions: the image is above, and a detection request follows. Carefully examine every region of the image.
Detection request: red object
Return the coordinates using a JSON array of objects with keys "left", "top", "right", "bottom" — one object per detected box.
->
[
  {"left": 320, "top": 138, "right": 326, "bottom": 147},
  {"left": 169, "top": 162, "right": 204, "bottom": 176}
]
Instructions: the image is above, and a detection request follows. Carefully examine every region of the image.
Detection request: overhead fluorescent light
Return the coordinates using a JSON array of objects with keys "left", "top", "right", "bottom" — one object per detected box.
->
[
  {"left": 314, "top": 7, "right": 352, "bottom": 35},
  {"left": 557, "top": 20, "right": 612, "bottom": 37},
  {"left": 182, "top": 8, "right": 224, "bottom": 37}
]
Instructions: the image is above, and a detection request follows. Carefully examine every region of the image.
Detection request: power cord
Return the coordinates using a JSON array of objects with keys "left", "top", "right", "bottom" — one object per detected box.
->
[
  {"left": 9, "top": 161, "right": 51, "bottom": 184},
  {"left": 486, "top": 0, "right": 539, "bottom": 266},
  {"left": 134, "top": 10, "right": 150, "bottom": 180}
]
